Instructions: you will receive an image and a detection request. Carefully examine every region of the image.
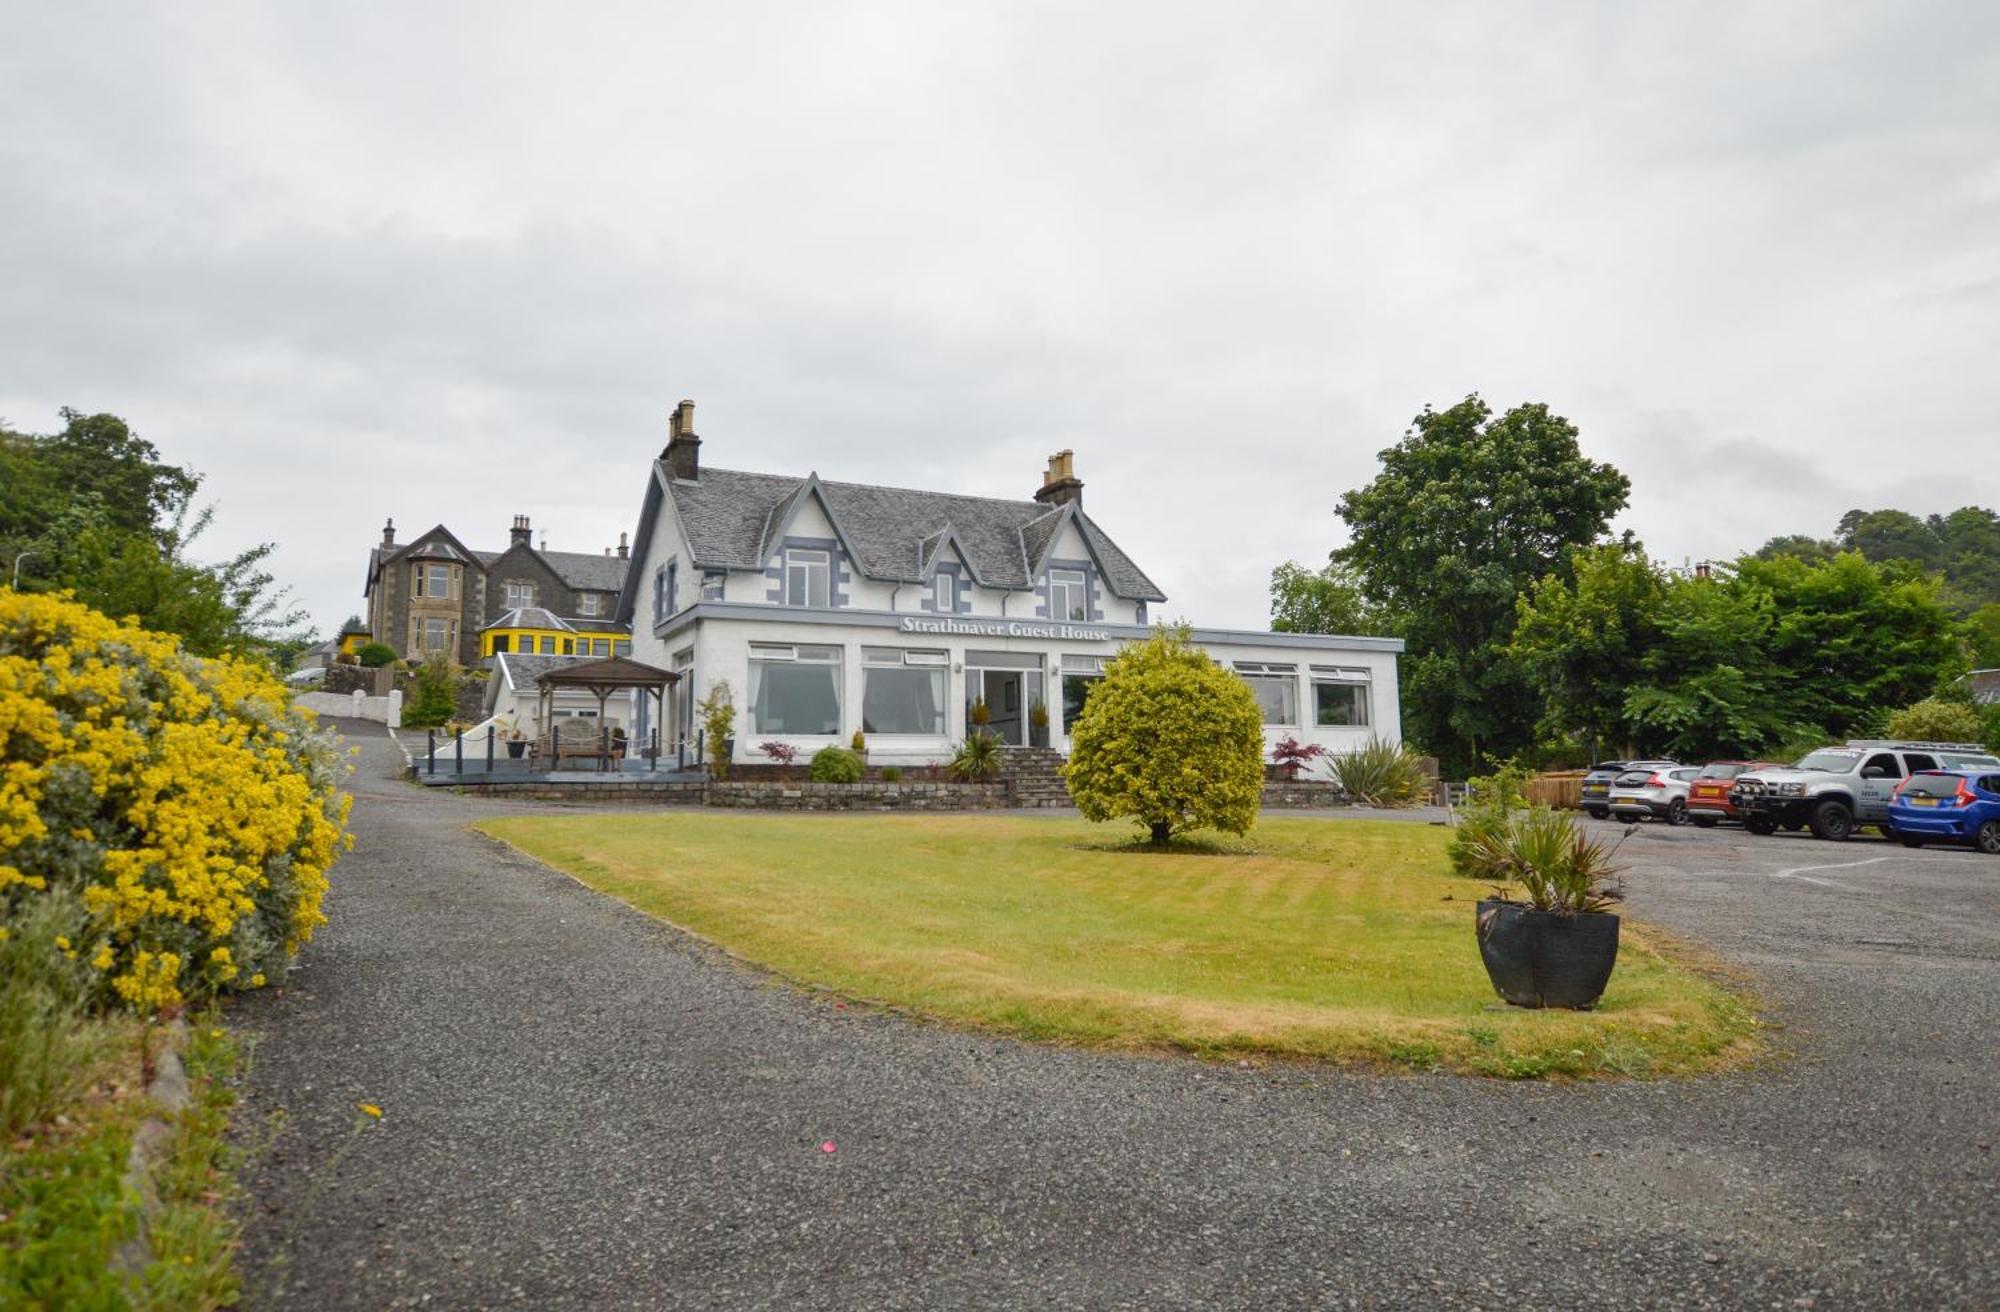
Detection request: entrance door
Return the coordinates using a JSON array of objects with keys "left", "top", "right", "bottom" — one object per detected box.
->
[{"left": 963, "top": 650, "right": 1045, "bottom": 747}]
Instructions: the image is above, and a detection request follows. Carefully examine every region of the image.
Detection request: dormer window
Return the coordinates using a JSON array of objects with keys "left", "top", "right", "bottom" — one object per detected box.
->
[
  {"left": 576, "top": 591, "right": 603, "bottom": 617},
  {"left": 784, "top": 548, "right": 830, "bottom": 608},
  {"left": 932, "top": 571, "right": 956, "bottom": 613},
  {"left": 1049, "top": 569, "right": 1088, "bottom": 622}
]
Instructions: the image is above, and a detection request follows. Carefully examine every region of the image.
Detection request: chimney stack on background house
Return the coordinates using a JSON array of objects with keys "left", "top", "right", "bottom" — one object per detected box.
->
[
  {"left": 617, "top": 532, "right": 630, "bottom": 560},
  {"left": 510, "top": 514, "right": 532, "bottom": 547},
  {"left": 381, "top": 518, "right": 395, "bottom": 547},
  {"left": 1033, "top": 449, "right": 1083, "bottom": 507},
  {"left": 663, "top": 399, "right": 701, "bottom": 480}
]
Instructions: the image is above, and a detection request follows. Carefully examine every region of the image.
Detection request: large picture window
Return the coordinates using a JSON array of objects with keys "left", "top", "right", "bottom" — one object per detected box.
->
[
  {"left": 1235, "top": 661, "right": 1298, "bottom": 725},
  {"left": 1312, "top": 666, "right": 1371, "bottom": 727},
  {"left": 862, "top": 647, "right": 947, "bottom": 735},
  {"left": 784, "top": 549, "right": 831, "bottom": 608},
  {"left": 1049, "top": 569, "right": 1088, "bottom": 621},
  {"left": 1061, "top": 655, "right": 1111, "bottom": 730},
  {"left": 748, "top": 643, "right": 843, "bottom": 735}
]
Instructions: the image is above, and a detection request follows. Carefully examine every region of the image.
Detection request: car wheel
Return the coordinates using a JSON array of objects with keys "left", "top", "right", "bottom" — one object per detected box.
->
[
  {"left": 1665, "top": 798, "right": 1689, "bottom": 826},
  {"left": 1692, "top": 815, "right": 1718, "bottom": 829},
  {"left": 1744, "top": 817, "right": 1777, "bottom": 836},
  {"left": 1976, "top": 820, "right": 2000, "bottom": 856},
  {"left": 1897, "top": 835, "right": 1926, "bottom": 849},
  {"left": 1808, "top": 799, "right": 1854, "bottom": 842},
  {"left": 1586, "top": 807, "right": 1609, "bottom": 820}
]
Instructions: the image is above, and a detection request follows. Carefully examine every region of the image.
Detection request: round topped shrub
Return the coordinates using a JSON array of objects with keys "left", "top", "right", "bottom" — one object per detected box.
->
[{"left": 809, "top": 746, "right": 865, "bottom": 783}]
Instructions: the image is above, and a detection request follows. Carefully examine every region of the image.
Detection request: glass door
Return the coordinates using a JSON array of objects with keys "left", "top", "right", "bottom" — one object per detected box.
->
[{"left": 963, "top": 650, "right": 1044, "bottom": 747}]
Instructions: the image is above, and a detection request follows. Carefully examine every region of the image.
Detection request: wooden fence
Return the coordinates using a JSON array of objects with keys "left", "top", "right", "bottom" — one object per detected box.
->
[{"left": 1522, "top": 771, "right": 1586, "bottom": 809}]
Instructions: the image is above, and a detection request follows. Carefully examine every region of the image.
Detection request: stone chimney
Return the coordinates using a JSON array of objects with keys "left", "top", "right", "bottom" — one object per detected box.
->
[
  {"left": 617, "top": 532, "right": 629, "bottom": 560},
  {"left": 1033, "top": 449, "right": 1083, "bottom": 507},
  {"left": 663, "top": 398, "right": 701, "bottom": 480},
  {"left": 381, "top": 517, "right": 396, "bottom": 547},
  {"left": 509, "top": 514, "right": 532, "bottom": 547}
]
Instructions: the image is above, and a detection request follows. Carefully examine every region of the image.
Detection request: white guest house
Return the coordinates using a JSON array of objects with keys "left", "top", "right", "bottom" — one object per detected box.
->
[{"left": 618, "top": 402, "right": 1403, "bottom": 770}]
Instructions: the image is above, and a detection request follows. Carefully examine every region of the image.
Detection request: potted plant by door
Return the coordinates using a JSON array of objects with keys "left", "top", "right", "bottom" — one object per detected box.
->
[
  {"left": 1028, "top": 700, "right": 1050, "bottom": 748},
  {"left": 1468, "top": 807, "right": 1625, "bottom": 1009},
  {"left": 504, "top": 726, "right": 529, "bottom": 759}
]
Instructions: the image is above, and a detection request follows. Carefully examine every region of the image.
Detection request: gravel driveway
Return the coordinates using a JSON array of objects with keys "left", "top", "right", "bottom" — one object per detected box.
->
[{"left": 233, "top": 723, "right": 2000, "bottom": 1309}]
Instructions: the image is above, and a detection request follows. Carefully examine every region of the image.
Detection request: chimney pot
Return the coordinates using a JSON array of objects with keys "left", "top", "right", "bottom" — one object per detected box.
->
[
  {"left": 509, "top": 515, "right": 532, "bottom": 547},
  {"left": 1033, "top": 449, "right": 1083, "bottom": 507},
  {"left": 663, "top": 399, "right": 702, "bottom": 480},
  {"left": 617, "top": 531, "right": 630, "bottom": 560},
  {"left": 382, "top": 517, "right": 396, "bottom": 547}
]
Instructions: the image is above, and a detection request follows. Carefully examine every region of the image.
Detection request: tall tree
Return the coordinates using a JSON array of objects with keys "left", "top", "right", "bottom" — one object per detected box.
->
[
  {"left": 1268, "top": 559, "right": 1395, "bottom": 636},
  {"left": 1335, "top": 396, "right": 1630, "bottom": 774},
  {"left": 1510, "top": 543, "right": 1663, "bottom": 754}
]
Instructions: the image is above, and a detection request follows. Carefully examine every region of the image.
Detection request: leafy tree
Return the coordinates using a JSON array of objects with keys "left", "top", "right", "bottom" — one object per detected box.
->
[
  {"left": 402, "top": 654, "right": 459, "bottom": 729},
  {"left": 1734, "top": 552, "right": 1964, "bottom": 739},
  {"left": 1335, "top": 396, "right": 1630, "bottom": 775},
  {"left": 1836, "top": 509, "right": 1939, "bottom": 571},
  {"left": 1883, "top": 697, "right": 1986, "bottom": 744},
  {"left": 1967, "top": 604, "right": 2000, "bottom": 670},
  {"left": 1621, "top": 568, "right": 1803, "bottom": 760},
  {"left": 1063, "top": 625, "right": 1265, "bottom": 844},
  {"left": 1754, "top": 534, "right": 1837, "bottom": 565},
  {"left": 1510, "top": 543, "right": 1663, "bottom": 754},
  {"left": 1268, "top": 559, "right": 1394, "bottom": 636}
]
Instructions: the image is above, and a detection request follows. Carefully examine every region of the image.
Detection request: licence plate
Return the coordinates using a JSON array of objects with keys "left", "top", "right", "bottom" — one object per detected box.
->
[{"left": 1909, "top": 797, "right": 1937, "bottom": 807}]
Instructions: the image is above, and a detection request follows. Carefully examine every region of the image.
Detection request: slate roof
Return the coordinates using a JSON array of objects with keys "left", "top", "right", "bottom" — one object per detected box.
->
[
  {"left": 491, "top": 652, "right": 601, "bottom": 691},
  {"left": 471, "top": 548, "right": 630, "bottom": 594},
  {"left": 482, "top": 607, "right": 574, "bottom": 633},
  {"left": 659, "top": 465, "right": 1166, "bottom": 602}
]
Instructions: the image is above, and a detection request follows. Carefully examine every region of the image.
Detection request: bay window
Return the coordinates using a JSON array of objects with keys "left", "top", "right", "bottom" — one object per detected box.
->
[
  {"left": 748, "top": 643, "right": 843, "bottom": 735},
  {"left": 862, "top": 647, "right": 947, "bottom": 735},
  {"left": 1061, "top": 655, "right": 1111, "bottom": 729}
]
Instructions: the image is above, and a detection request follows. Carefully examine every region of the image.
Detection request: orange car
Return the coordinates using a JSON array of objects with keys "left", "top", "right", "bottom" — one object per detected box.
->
[{"left": 1686, "top": 760, "right": 1786, "bottom": 827}]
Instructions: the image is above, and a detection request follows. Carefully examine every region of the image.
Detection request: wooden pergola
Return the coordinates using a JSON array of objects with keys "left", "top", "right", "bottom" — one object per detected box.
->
[{"left": 533, "top": 655, "right": 679, "bottom": 768}]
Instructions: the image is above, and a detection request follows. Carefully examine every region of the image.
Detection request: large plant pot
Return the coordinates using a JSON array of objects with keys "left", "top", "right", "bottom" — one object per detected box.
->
[
  {"left": 506, "top": 740, "right": 528, "bottom": 759},
  {"left": 1475, "top": 900, "right": 1619, "bottom": 1010}
]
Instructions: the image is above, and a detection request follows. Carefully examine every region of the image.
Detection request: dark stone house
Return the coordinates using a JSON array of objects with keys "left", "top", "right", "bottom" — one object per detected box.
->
[{"left": 362, "top": 515, "right": 632, "bottom": 665}]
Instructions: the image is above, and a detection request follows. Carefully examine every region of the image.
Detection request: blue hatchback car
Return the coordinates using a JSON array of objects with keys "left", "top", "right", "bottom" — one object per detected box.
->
[{"left": 1887, "top": 769, "right": 2000, "bottom": 854}]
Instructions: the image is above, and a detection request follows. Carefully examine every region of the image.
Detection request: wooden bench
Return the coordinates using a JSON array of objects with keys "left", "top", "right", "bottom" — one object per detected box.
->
[{"left": 551, "top": 719, "right": 613, "bottom": 771}]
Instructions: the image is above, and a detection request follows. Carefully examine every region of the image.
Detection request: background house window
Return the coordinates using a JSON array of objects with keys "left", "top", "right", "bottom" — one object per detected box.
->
[
  {"left": 784, "top": 549, "right": 830, "bottom": 608},
  {"left": 539, "top": 635, "right": 556, "bottom": 654},
  {"left": 1311, "top": 666, "right": 1372, "bottom": 727},
  {"left": 427, "top": 563, "right": 457, "bottom": 599},
  {"left": 1049, "top": 569, "right": 1087, "bottom": 621},
  {"left": 932, "top": 571, "right": 955, "bottom": 612},
  {"left": 1234, "top": 661, "right": 1299, "bottom": 725},
  {"left": 665, "top": 562, "right": 678, "bottom": 614},
  {"left": 505, "top": 580, "right": 535, "bottom": 609},
  {"left": 576, "top": 592, "right": 603, "bottom": 617},
  {"left": 862, "top": 647, "right": 946, "bottom": 735},
  {"left": 748, "top": 643, "right": 842, "bottom": 735},
  {"left": 491, "top": 635, "right": 511, "bottom": 654},
  {"left": 417, "top": 616, "right": 456, "bottom": 653},
  {"left": 591, "top": 639, "right": 611, "bottom": 657},
  {"left": 702, "top": 571, "right": 725, "bottom": 601}
]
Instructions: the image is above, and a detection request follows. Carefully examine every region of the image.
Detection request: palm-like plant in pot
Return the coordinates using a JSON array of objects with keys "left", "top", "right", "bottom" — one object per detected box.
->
[{"left": 1469, "top": 808, "right": 1626, "bottom": 1009}]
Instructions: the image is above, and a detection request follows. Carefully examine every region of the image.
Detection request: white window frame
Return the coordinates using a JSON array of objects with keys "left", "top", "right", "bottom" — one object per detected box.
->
[
  {"left": 1234, "top": 661, "right": 1299, "bottom": 726},
  {"left": 861, "top": 647, "right": 949, "bottom": 736},
  {"left": 505, "top": 580, "right": 535, "bottom": 609},
  {"left": 747, "top": 642, "right": 844, "bottom": 736},
  {"left": 1310, "top": 665, "right": 1372, "bottom": 728},
  {"left": 576, "top": 591, "right": 603, "bottom": 617},
  {"left": 784, "top": 549, "right": 831, "bottom": 608},
  {"left": 1049, "top": 569, "right": 1087, "bottom": 622},
  {"left": 932, "top": 571, "right": 956, "bottom": 613},
  {"left": 701, "top": 571, "right": 726, "bottom": 601}
]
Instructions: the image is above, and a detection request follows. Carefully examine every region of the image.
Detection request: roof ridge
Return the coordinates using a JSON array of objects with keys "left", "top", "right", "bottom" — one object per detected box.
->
[{"left": 697, "top": 463, "right": 1047, "bottom": 512}]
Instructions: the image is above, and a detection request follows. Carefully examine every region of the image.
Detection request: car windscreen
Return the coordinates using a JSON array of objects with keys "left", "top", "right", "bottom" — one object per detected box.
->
[
  {"left": 1698, "top": 764, "right": 1745, "bottom": 780},
  {"left": 1794, "top": 750, "right": 1859, "bottom": 772},
  {"left": 1939, "top": 753, "right": 2000, "bottom": 770},
  {"left": 1612, "top": 771, "right": 1655, "bottom": 786},
  {"left": 1901, "top": 773, "right": 1969, "bottom": 799}
]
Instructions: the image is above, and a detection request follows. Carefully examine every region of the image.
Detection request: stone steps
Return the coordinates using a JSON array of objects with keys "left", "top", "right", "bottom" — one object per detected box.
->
[{"left": 1000, "top": 748, "right": 1072, "bottom": 807}]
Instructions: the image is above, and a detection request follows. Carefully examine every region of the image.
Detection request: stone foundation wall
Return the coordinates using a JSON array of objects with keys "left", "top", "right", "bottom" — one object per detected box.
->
[
  {"left": 1261, "top": 780, "right": 1350, "bottom": 808},
  {"left": 705, "top": 781, "right": 1008, "bottom": 811}
]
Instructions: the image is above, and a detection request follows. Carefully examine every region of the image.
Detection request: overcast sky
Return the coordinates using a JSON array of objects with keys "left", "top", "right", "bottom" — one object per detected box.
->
[{"left": 4, "top": 2, "right": 1997, "bottom": 636}]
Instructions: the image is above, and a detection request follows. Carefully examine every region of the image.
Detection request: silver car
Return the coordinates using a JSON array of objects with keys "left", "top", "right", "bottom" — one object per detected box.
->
[{"left": 1608, "top": 765, "right": 1700, "bottom": 825}]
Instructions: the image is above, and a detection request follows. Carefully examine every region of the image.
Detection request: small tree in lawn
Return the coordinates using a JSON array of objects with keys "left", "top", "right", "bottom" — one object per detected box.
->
[
  {"left": 1064, "top": 625, "right": 1265, "bottom": 845},
  {"left": 1271, "top": 734, "right": 1326, "bottom": 780}
]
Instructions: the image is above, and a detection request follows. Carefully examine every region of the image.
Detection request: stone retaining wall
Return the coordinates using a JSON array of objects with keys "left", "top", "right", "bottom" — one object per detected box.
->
[
  {"left": 1261, "top": 780, "right": 1350, "bottom": 808},
  {"left": 706, "top": 781, "right": 1008, "bottom": 810}
]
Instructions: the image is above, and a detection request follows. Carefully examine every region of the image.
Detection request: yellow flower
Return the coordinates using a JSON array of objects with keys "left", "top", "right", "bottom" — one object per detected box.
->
[
  {"left": 250, "top": 973, "right": 266, "bottom": 987},
  {"left": 91, "top": 945, "right": 115, "bottom": 970},
  {"left": 358, "top": 1102, "right": 383, "bottom": 1119},
  {"left": 209, "top": 1028, "right": 223, "bottom": 1039},
  {"left": 53, "top": 935, "right": 70, "bottom": 951}
]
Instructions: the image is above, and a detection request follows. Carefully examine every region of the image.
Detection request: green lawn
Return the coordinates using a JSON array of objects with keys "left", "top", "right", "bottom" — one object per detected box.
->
[{"left": 478, "top": 812, "right": 1757, "bottom": 1077}]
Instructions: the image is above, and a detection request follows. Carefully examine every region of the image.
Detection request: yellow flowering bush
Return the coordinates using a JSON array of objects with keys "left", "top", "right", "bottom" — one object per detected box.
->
[{"left": 0, "top": 590, "right": 351, "bottom": 1013}]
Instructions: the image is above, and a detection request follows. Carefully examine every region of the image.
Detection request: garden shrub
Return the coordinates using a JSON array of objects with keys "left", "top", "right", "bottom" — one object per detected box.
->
[
  {"left": 880, "top": 766, "right": 902, "bottom": 783},
  {"left": 1063, "top": 625, "right": 1264, "bottom": 844},
  {"left": 809, "top": 746, "right": 864, "bottom": 783},
  {"left": 0, "top": 590, "right": 351, "bottom": 1016},
  {"left": 1884, "top": 697, "right": 1986, "bottom": 745},
  {"left": 1329, "top": 736, "right": 1430, "bottom": 805},
  {"left": 1448, "top": 760, "right": 1531, "bottom": 877},
  {"left": 355, "top": 642, "right": 396, "bottom": 668},
  {"left": 400, "top": 653, "right": 458, "bottom": 729},
  {"left": 700, "top": 680, "right": 736, "bottom": 780},
  {"left": 949, "top": 731, "right": 1002, "bottom": 782}
]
